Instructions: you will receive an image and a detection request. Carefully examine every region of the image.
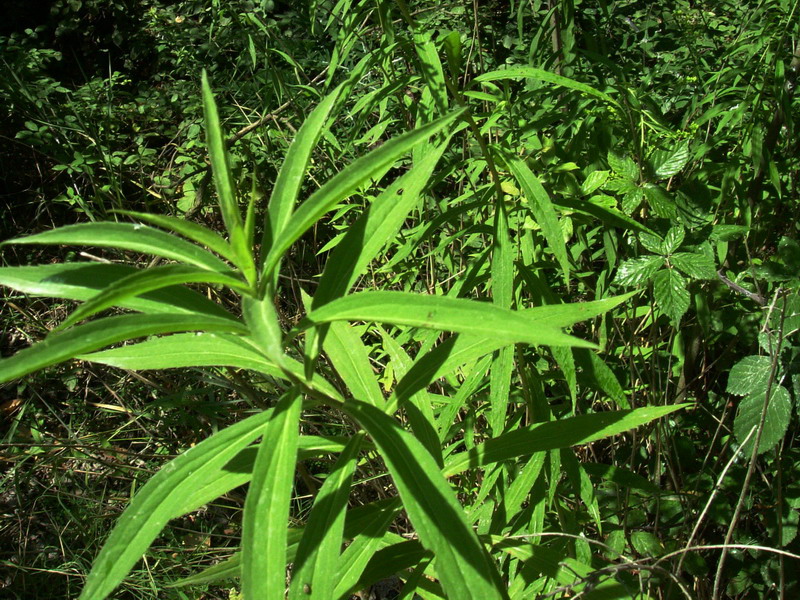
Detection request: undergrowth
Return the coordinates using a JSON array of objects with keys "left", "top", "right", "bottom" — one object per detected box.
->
[{"left": 1, "top": 1, "right": 799, "bottom": 599}]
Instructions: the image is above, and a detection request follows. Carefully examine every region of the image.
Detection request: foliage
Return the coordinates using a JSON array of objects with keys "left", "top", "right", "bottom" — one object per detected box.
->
[{"left": 1, "top": 0, "right": 799, "bottom": 599}]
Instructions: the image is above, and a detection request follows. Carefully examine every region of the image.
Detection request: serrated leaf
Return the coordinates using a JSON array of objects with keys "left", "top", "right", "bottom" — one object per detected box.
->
[
  {"left": 607, "top": 151, "right": 638, "bottom": 181},
  {"left": 642, "top": 183, "right": 677, "bottom": 218},
  {"left": 734, "top": 386, "right": 791, "bottom": 455},
  {"left": 662, "top": 226, "right": 685, "bottom": 255},
  {"left": 653, "top": 269, "right": 689, "bottom": 324},
  {"left": 621, "top": 187, "right": 645, "bottom": 215},
  {"left": 631, "top": 531, "right": 664, "bottom": 557},
  {"left": 727, "top": 355, "right": 773, "bottom": 396},
  {"left": 638, "top": 231, "right": 663, "bottom": 254},
  {"left": 581, "top": 170, "right": 609, "bottom": 196},
  {"left": 652, "top": 142, "right": 690, "bottom": 179},
  {"left": 671, "top": 252, "right": 716, "bottom": 280},
  {"left": 614, "top": 255, "right": 664, "bottom": 287}
]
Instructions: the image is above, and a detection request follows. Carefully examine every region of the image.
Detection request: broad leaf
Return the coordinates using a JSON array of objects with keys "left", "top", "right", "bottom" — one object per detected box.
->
[
  {"left": 652, "top": 142, "right": 690, "bottom": 179},
  {"left": 652, "top": 269, "right": 689, "bottom": 324},
  {"left": 662, "top": 226, "right": 685, "bottom": 255},
  {"left": 734, "top": 385, "right": 791, "bottom": 455},
  {"left": 670, "top": 251, "right": 716, "bottom": 280},
  {"left": 727, "top": 355, "right": 773, "bottom": 396},
  {"left": 614, "top": 255, "right": 664, "bottom": 287},
  {"left": 607, "top": 151, "right": 638, "bottom": 181}
]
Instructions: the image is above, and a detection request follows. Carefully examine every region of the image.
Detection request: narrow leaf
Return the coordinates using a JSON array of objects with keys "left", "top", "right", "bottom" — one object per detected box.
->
[
  {"left": 443, "top": 405, "right": 687, "bottom": 476},
  {"left": 4, "top": 223, "right": 230, "bottom": 272},
  {"left": 263, "top": 108, "right": 465, "bottom": 279},
  {"left": 289, "top": 434, "right": 363, "bottom": 600},
  {"left": 474, "top": 66, "right": 616, "bottom": 105},
  {"left": 0, "top": 314, "right": 246, "bottom": 383},
  {"left": 57, "top": 264, "right": 250, "bottom": 330},
  {"left": 302, "top": 291, "right": 600, "bottom": 349},
  {"left": 0, "top": 263, "right": 231, "bottom": 318},
  {"left": 504, "top": 151, "right": 570, "bottom": 287},
  {"left": 343, "top": 400, "right": 507, "bottom": 600},
  {"left": 78, "top": 409, "right": 274, "bottom": 600},
  {"left": 201, "top": 71, "right": 256, "bottom": 283},
  {"left": 242, "top": 389, "right": 302, "bottom": 600}
]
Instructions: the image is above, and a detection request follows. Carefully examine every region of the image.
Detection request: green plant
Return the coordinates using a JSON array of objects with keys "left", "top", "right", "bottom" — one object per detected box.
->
[{"left": 0, "top": 69, "right": 684, "bottom": 599}]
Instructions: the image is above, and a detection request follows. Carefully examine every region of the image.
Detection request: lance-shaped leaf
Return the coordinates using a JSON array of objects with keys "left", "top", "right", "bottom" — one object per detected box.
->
[
  {"left": 313, "top": 141, "right": 448, "bottom": 308},
  {"left": 502, "top": 150, "right": 570, "bottom": 288},
  {"left": 343, "top": 399, "right": 508, "bottom": 600},
  {"left": 3, "top": 223, "right": 230, "bottom": 272},
  {"left": 78, "top": 409, "right": 274, "bottom": 600},
  {"left": 56, "top": 264, "right": 251, "bottom": 330},
  {"left": 113, "top": 210, "right": 240, "bottom": 267},
  {"left": 443, "top": 405, "right": 687, "bottom": 476},
  {"left": 262, "top": 108, "right": 465, "bottom": 279},
  {"left": 0, "top": 314, "right": 247, "bottom": 383},
  {"left": 81, "top": 333, "right": 343, "bottom": 402},
  {"left": 474, "top": 66, "right": 617, "bottom": 106},
  {"left": 0, "top": 263, "right": 231, "bottom": 318},
  {"left": 301, "top": 291, "right": 637, "bottom": 349},
  {"left": 241, "top": 390, "right": 302, "bottom": 600},
  {"left": 201, "top": 71, "right": 257, "bottom": 285},
  {"left": 263, "top": 83, "right": 343, "bottom": 274},
  {"left": 289, "top": 434, "right": 363, "bottom": 600}
]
